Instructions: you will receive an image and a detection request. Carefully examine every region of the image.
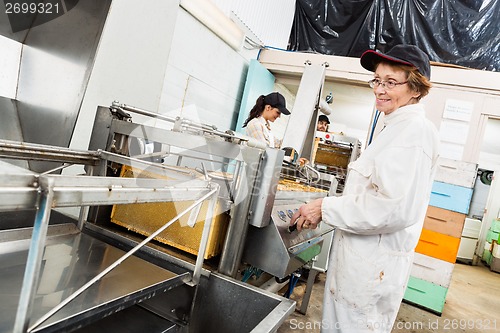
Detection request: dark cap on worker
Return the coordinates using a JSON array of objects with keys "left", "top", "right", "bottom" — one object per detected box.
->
[
  {"left": 360, "top": 44, "right": 431, "bottom": 80},
  {"left": 264, "top": 92, "right": 290, "bottom": 115},
  {"left": 318, "top": 115, "right": 330, "bottom": 124}
]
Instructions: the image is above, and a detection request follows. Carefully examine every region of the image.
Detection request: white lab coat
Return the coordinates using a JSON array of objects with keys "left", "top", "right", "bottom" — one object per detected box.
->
[{"left": 320, "top": 104, "right": 439, "bottom": 332}]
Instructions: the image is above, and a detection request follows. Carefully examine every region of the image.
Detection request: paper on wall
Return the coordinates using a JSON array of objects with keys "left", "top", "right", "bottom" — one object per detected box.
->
[{"left": 443, "top": 99, "right": 474, "bottom": 122}]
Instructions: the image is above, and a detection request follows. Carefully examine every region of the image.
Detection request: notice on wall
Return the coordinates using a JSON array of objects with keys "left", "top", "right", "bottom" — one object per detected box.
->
[{"left": 443, "top": 99, "right": 474, "bottom": 122}]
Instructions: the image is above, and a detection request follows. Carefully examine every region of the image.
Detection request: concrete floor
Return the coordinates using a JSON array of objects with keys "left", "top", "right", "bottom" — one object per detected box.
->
[{"left": 277, "top": 262, "right": 500, "bottom": 333}]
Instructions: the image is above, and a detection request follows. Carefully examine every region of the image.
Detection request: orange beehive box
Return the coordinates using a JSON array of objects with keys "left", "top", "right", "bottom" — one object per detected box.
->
[{"left": 415, "top": 228, "right": 461, "bottom": 263}]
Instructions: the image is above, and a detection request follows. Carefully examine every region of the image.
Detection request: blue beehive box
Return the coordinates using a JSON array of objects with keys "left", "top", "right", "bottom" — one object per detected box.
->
[{"left": 429, "top": 181, "right": 473, "bottom": 214}]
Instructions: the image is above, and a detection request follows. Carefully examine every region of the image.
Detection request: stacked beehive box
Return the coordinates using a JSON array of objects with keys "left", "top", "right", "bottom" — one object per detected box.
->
[
  {"left": 403, "top": 157, "right": 477, "bottom": 315},
  {"left": 483, "top": 219, "right": 500, "bottom": 272}
]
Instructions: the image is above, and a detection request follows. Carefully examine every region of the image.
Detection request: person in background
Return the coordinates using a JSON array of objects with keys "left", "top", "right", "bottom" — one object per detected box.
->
[
  {"left": 243, "top": 92, "right": 290, "bottom": 148},
  {"left": 291, "top": 44, "right": 439, "bottom": 333},
  {"left": 317, "top": 114, "right": 330, "bottom": 132}
]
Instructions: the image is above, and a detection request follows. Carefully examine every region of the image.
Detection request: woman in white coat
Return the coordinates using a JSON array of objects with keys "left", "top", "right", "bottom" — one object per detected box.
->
[
  {"left": 243, "top": 92, "right": 290, "bottom": 149},
  {"left": 291, "top": 44, "right": 440, "bottom": 332}
]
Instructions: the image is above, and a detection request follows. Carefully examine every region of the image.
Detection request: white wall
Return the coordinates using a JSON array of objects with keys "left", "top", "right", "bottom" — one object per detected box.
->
[
  {"left": 0, "top": 36, "right": 21, "bottom": 99},
  {"left": 69, "top": 0, "right": 179, "bottom": 152},
  {"left": 157, "top": 9, "right": 249, "bottom": 131},
  {"left": 69, "top": 1, "right": 296, "bottom": 143},
  {"left": 478, "top": 118, "right": 500, "bottom": 171}
]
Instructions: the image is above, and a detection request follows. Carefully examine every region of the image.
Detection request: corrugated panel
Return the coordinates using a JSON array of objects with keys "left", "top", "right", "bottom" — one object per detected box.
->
[{"left": 214, "top": 0, "right": 295, "bottom": 49}]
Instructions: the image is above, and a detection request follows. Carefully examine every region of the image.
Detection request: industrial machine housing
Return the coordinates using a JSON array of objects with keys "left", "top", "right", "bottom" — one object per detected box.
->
[{"left": 0, "top": 100, "right": 338, "bottom": 332}]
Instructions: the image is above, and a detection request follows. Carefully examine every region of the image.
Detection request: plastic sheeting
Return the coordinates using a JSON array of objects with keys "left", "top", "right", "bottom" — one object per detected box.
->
[{"left": 288, "top": 0, "right": 500, "bottom": 72}]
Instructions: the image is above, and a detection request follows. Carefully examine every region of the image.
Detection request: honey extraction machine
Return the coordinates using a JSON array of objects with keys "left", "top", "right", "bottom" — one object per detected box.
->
[{"left": 0, "top": 99, "right": 336, "bottom": 332}]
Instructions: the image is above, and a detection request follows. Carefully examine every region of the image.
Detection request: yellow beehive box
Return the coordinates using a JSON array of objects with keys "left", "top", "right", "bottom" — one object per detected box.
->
[{"left": 110, "top": 166, "right": 229, "bottom": 259}]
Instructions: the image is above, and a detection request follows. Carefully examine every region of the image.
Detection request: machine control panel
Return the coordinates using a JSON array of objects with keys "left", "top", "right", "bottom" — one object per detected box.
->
[{"left": 271, "top": 204, "right": 334, "bottom": 254}]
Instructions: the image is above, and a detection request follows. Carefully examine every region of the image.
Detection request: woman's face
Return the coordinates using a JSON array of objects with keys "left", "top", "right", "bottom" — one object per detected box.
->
[
  {"left": 262, "top": 105, "right": 281, "bottom": 122},
  {"left": 373, "top": 63, "right": 421, "bottom": 115}
]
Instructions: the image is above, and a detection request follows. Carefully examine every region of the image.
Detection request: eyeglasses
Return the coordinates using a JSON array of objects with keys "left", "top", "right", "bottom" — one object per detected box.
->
[{"left": 368, "top": 78, "right": 408, "bottom": 90}]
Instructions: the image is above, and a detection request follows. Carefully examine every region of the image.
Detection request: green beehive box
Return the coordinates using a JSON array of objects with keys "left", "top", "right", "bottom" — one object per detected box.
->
[
  {"left": 491, "top": 219, "right": 500, "bottom": 233},
  {"left": 483, "top": 248, "right": 492, "bottom": 266},
  {"left": 487, "top": 230, "right": 500, "bottom": 243},
  {"left": 403, "top": 276, "right": 448, "bottom": 315}
]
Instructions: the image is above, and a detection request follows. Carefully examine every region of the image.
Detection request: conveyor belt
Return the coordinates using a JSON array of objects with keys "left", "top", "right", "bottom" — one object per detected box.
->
[{"left": 0, "top": 225, "right": 190, "bottom": 333}]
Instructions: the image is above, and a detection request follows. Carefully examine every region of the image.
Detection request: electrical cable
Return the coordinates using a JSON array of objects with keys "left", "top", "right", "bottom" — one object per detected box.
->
[
  {"left": 283, "top": 273, "right": 300, "bottom": 298},
  {"left": 368, "top": 110, "right": 381, "bottom": 145},
  {"left": 257, "top": 45, "right": 297, "bottom": 60}
]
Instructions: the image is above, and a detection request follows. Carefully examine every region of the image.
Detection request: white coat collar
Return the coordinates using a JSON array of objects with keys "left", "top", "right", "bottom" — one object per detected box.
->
[{"left": 383, "top": 104, "right": 425, "bottom": 127}]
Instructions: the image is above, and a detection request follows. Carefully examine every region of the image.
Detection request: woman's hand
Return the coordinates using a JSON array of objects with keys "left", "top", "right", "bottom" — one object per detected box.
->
[{"left": 290, "top": 198, "right": 324, "bottom": 231}]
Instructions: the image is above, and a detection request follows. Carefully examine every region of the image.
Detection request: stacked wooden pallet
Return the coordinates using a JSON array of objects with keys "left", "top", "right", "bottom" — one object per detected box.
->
[{"left": 403, "top": 157, "right": 477, "bottom": 315}]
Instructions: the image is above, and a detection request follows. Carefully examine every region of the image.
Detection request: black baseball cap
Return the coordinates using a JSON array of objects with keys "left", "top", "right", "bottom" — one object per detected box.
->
[
  {"left": 264, "top": 92, "right": 290, "bottom": 115},
  {"left": 360, "top": 44, "right": 431, "bottom": 80},
  {"left": 318, "top": 115, "right": 330, "bottom": 124}
]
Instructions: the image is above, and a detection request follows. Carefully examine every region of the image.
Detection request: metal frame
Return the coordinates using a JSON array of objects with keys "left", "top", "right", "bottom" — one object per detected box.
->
[
  {"left": 98, "top": 104, "right": 268, "bottom": 278},
  {"left": 0, "top": 139, "right": 219, "bottom": 333}
]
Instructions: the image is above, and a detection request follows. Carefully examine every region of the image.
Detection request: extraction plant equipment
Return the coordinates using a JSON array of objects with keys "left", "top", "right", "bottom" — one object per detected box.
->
[{"left": 0, "top": 100, "right": 336, "bottom": 332}]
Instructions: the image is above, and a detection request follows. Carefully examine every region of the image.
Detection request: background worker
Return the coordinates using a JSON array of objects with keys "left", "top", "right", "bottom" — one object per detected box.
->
[
  {"left": 317, "top": 114, "right": 330, "bottom": 132},
  {"left": 242, "top": 92, "right": 290, "bottom": 148},
  {"left": 291, "top": 44, "right": 439, "bottom": 332}
]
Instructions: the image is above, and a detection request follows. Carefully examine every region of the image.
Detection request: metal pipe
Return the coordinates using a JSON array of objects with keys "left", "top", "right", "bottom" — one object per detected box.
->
[
  {"left": 190, "top": 186, "right": 219, "bottom": 285},
  {"left": 298, "top": 269, "right": 320, "bottom": 315},
  {"left": 218, "top": 162, "right": 254, "bottom": 277},
  {"left": 39, "top": 163, "right": 71, "bottom": 175},
  {"left": 112, "top": 101, "right": 218, "bottom": 133},
  {"left": 111, "top": 102, "right": 268, "bottom": 146},
  {"left": 304, "top": 164, "right": 321, "bottom": 184},
  {"left": 111, "top": 101, "right": 177, "bottom": 124},
  {"left": 97, "top": 150, "right": 197, "bottom": 177},
  {"left": 13, "top": 178, "right": 54, "bottom": 333},
  {"left": 28, "top": 185, "right": 218, "bottom": 332},
  {"left": 0, "top": 139, "right": 100, "bottom": 165},
  {"left": 77, "top": 165, "right": 94, "bottom": 230}
]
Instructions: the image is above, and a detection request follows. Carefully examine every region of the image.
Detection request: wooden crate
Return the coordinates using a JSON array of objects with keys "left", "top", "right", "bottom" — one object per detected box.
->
[{"left": 423, "top": 206, "right": 466, "bottom": 238}]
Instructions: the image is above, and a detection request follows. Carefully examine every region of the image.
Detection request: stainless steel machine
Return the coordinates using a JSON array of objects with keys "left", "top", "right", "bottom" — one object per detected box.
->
[
  {"left": 0, "top": 100, "right": 338, "bottom": 332},
  {"left": 0, "top": 110, "right": 294, "bottom": 332},
  {"left": 244, "top": 202, "right": 333, "bottom": 279},
  {"left": 311, "top": 133, "right": 361, "bottom": 194}
]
